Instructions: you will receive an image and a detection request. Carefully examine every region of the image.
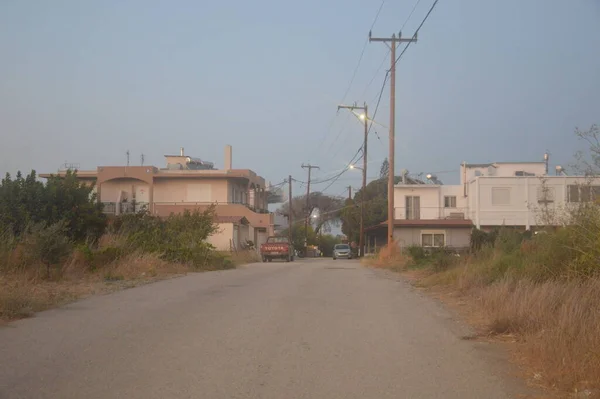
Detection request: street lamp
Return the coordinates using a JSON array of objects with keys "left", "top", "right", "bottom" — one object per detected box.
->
[{"left": 338, "top": 102, "right": 369, "bottom": 258}]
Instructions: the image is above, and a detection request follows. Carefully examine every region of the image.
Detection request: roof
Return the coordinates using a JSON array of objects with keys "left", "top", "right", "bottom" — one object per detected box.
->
[
  {"left": 365, "top": 219, "right": 473, "bottom": 231},
  {"left": 215, "top": 216, "right": 249, "bottom": 225},
  {"left": 465, "top": 161, "right": 545, "bottom": 168}
]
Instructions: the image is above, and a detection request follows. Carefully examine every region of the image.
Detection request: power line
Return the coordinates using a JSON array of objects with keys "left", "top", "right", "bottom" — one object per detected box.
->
[
  {"left": 394, "top": 0, "right": 440, "bottom": 64},
  {"left": 315, "top": 1, "right": 385, "bottom": 159},
  {"left": 358, "top": 0, "right": 423, "bottom": 103},
  {"left": 339, "top": 0, "right": 385, "bottom": 106},
  {"left": 401, "top": 0, "right": 423, "bottom": 31}
]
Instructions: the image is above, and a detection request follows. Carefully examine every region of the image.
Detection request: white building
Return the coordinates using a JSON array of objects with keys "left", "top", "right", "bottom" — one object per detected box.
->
[{"left": 365, "top": 161, "right": 599, "bottom": 251}]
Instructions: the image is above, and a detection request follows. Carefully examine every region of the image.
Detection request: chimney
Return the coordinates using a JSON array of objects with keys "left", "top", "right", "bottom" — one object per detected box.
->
[
  {"left": 180, "top": 147, "right": 184, "bottom": 156},
  {"left": 224, "top": 145, "right": 232, "bottom": 170}
]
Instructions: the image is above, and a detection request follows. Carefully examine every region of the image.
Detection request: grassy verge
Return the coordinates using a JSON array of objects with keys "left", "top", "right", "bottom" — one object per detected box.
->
[
  {"left": 0, "top": 248, "right": 259, "bottom": 322},
  {"left": 365, "top": 228, "right": 600, "bottom": 397}
]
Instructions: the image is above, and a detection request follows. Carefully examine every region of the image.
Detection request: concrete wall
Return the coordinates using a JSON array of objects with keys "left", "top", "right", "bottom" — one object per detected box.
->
[
  {"left": 153, "top": 203, "right": 273, "bottom": 232},
  {"left": 393, "top": 227, "right": 471, "bottom": 249},
  {"left": 393, "top": 185, "right": 469, "bottom": 221},
  {"left": 393, "top": 186, "right": 440, "bottom": 220},
  {"left": 461, "top": 163, "right": 546, "bottom": 185},
  {"left": 207, "top": 223, "right": 234, "bottom": 251},
  {"left": 100, "top": 179, "right": 150, "bottom": 203},
  {"left": 468, "top": 176, "right": 600, "bottom": 228},
  {"left": 153, "top": 179, "right": 228, "bottom": 203}
]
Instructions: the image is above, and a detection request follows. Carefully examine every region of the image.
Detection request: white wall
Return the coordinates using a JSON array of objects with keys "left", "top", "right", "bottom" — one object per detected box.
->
[
  {"left": 469, "top": 176, "right": 598, "bottom": 228},
  {"left": 394, "top": 186, "right": 441, "bottom": 220},
  {"left": 394, "top": 185, "right": 469, "bottom": 220},
  {"left": 461, "top": 163, "right": 547, "bottom": 185},
  {"left": 393, "top": 227, "right": 471, "bottom": 248}
]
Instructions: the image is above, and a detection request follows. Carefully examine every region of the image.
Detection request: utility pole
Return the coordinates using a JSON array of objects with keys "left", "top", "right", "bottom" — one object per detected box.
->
[
  {"left": 347, "top": 186, "right": 352, "bottom": 200},
  {"left": 288, "top": 175, "right": 293, "bottom": 247},
  {"left": 338, "top": 103, "right": 369, "bottom": 257},
  {"left": 301, "top": 163, "right": 319, "bottom": 255},
  {"left": 369, "top": 31, "right": 417, "bottom": 247}
]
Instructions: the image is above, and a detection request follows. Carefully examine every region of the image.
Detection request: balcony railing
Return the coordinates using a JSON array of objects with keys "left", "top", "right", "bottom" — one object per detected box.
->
[
  {"left": 394, "top": 207, "right": 470, "bottom": 220},
  {"left": 102, "top": 202, "right": 149, "bottom": 215},
  {"left": 153, "top": 201, "right": 269, "bottom": 214}
]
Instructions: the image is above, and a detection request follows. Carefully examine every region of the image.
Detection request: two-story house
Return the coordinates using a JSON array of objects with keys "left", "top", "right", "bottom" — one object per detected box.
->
[
  {"left": 41, "top": 145, "right": 275, "bottom": 251},
  {"left": 365, "top": 160, "right": 600, "bottom": 251}
]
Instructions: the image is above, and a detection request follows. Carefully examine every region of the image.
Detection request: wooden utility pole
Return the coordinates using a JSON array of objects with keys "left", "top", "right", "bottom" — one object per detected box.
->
[
  {"left": 347, "top": 186, "right": 352, "bottom": 200},
  {"left": 301, "top": 164, "right": 319, "bottom": 254},
  {"left": 288, "top": 175, "right": 293, "bottom": 246},
  {"left": 338, "top": 103, "right": 368, "bottom": 257},
  {"left": 369, "top": 31, "right": 417, "bottom": 247}
]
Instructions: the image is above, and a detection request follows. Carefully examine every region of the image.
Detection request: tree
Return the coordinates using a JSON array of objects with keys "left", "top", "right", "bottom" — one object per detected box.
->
[
  {"left": 380, "top": 158, "right": 389, "bottom": 179},
  {"left": 317, "top": 234, "right": 342, "bottom": 257},
  {"left": 277, "top": 192, "right": 345, "bottom": 235},
  {"left": 280, "top": 223, "right": 317, "bottom": 253},
  {"left": 574, "top": 124, "right": 600, "bottom": 175},
  {"left": 0, "top": 170, "right": 107, "bottom": 242},
  {"left": 26, "top": 221, "right": 72, "bottom": 278},
  {"left": 340, "top": 159, "right": 404, "bottom": 243}
]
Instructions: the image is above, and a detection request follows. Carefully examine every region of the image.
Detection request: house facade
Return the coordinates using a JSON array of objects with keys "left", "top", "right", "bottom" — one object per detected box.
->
[
  {"left": 41, "top": 145, "right": 275, "bottom": 251},
  {"left": 366, "top": 160, "right": 600, "bottom": 251}
]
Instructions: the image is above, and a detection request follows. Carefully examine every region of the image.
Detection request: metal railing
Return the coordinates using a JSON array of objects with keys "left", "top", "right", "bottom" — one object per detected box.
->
[
  {"left": 153, "top": 201, "right": 269, "bottom": 213},
  {"left": 102, "top": 202, "right": 149, "bottom": 215},
  {"left": 394, "top": 207, "right": 470, "bottom": 220}
]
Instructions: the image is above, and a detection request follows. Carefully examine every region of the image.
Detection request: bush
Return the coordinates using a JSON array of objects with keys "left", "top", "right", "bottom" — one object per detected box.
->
[
  {"left": 113, "top": 207, "right": 220, "bottom": 268},
  {"left": 0, "top": 170, "right": 106, "bottom": 243},
  {"left": 405, "top": 245, "right": 427, "bottom": 264},
  {"left": 23, "top": 221, "right": 72, "bottom": 278}
]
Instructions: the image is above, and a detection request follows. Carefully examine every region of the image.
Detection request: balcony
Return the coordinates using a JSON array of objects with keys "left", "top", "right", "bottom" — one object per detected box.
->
[
  {"left": 102, "top": 202, "right": 149, "bottom": 215},
  {"left": 152, "top": 202, "right": 273, "bottom": 229},
  {"left": 394, "top": 207, "right": 469, "bottom": 220}
]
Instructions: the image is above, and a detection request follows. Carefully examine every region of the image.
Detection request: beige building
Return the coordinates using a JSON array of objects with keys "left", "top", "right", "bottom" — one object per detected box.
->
[{"left": 41, "top": 146, "right": 274, "bottom": 251}]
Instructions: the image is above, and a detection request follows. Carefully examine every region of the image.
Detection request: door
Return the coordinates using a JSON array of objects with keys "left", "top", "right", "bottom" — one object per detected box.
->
[{"left": 256, "top": 229, "right": 267, "bottom": 250}]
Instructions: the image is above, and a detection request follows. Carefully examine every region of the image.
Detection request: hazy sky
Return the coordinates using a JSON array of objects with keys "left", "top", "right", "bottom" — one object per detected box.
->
[{"left": 1, "top": 0, "right": 599, "bottom": 197}]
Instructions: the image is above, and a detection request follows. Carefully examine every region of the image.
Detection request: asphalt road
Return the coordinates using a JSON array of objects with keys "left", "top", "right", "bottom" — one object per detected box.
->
[{"left": 0, "top": 259, "right": 528, "bottom": 399}]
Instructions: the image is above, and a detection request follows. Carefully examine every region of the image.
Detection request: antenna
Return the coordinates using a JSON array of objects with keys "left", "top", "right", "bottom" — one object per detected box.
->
[
  {"left": 126, "top": 150, "right": 130, "bottom": 166},
  {"left": 141, "top": 153, "right": 145, "bottom": 166}
]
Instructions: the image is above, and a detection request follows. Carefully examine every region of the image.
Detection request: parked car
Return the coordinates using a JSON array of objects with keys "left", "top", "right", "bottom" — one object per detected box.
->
[
  {"left": 332, "top": 244, "right": 352, "bottom": 260},
  {"left": 260, "top": 236, "right": 294, "bottom": 262}
]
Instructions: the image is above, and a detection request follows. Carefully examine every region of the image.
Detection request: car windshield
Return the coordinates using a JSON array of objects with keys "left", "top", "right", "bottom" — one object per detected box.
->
[
  {"left": 267, "top": 237, "right": 288, "bottom": 243},
  {"left": 334, "top": 244, "right": 350, "bottom": 250}
]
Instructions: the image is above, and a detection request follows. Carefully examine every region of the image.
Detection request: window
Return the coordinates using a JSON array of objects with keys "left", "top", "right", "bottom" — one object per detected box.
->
[
  {"left": 405, "top": 196, "right": 420, "bottom": 220},
  {"left": 537, "top": 186, "right": 555, "bottom": 203},
  {"left": 491, "top": 187, "right": 511, "bottom": 205},
  {"left": 334, "top": 244, "right": 350, "bottom": 250},
  {"left": 568, "top": 185, "right": 600, "bottom": 202},
  {"left": 444, "top": 196, "right": 457, "bottom": 208},
  {"left": 421, "top": 233, "right": 445, "bottom": 247}
]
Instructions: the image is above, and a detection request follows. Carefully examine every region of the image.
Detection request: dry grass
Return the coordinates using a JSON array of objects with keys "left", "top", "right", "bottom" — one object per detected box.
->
[
  {"left": 227, "top": 250, "right": 261, "bottom": 266},
  {"left": 415, "top": 266, "right": 600, "bottom": 397},
  {"left": 363, "top": 243, "right": 409, "bottom": 272},
  {"left": 0, "top": 248, "right": 260, "bottom": 323},
  {"left": 479, "top": 278, "right": 600, "bottom": 395},
  {"left": 0, "top": 273, "right": 102, "bottom": 321}
]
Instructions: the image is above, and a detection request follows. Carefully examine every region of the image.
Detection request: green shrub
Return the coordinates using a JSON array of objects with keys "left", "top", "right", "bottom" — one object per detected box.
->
[
  {"left": 112, "top": 207, "right": 221, "bottom": 268},
  {"left": 405, "top": 245, "right": 427, "bottom": 264},
  {"left": 24, "top": 221, "right": 72, "bottom": 278}
]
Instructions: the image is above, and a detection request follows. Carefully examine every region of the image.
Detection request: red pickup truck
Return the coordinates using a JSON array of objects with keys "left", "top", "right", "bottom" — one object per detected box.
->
[{"left": 260, "top": 236, "right": 294, "bottom": 263}]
